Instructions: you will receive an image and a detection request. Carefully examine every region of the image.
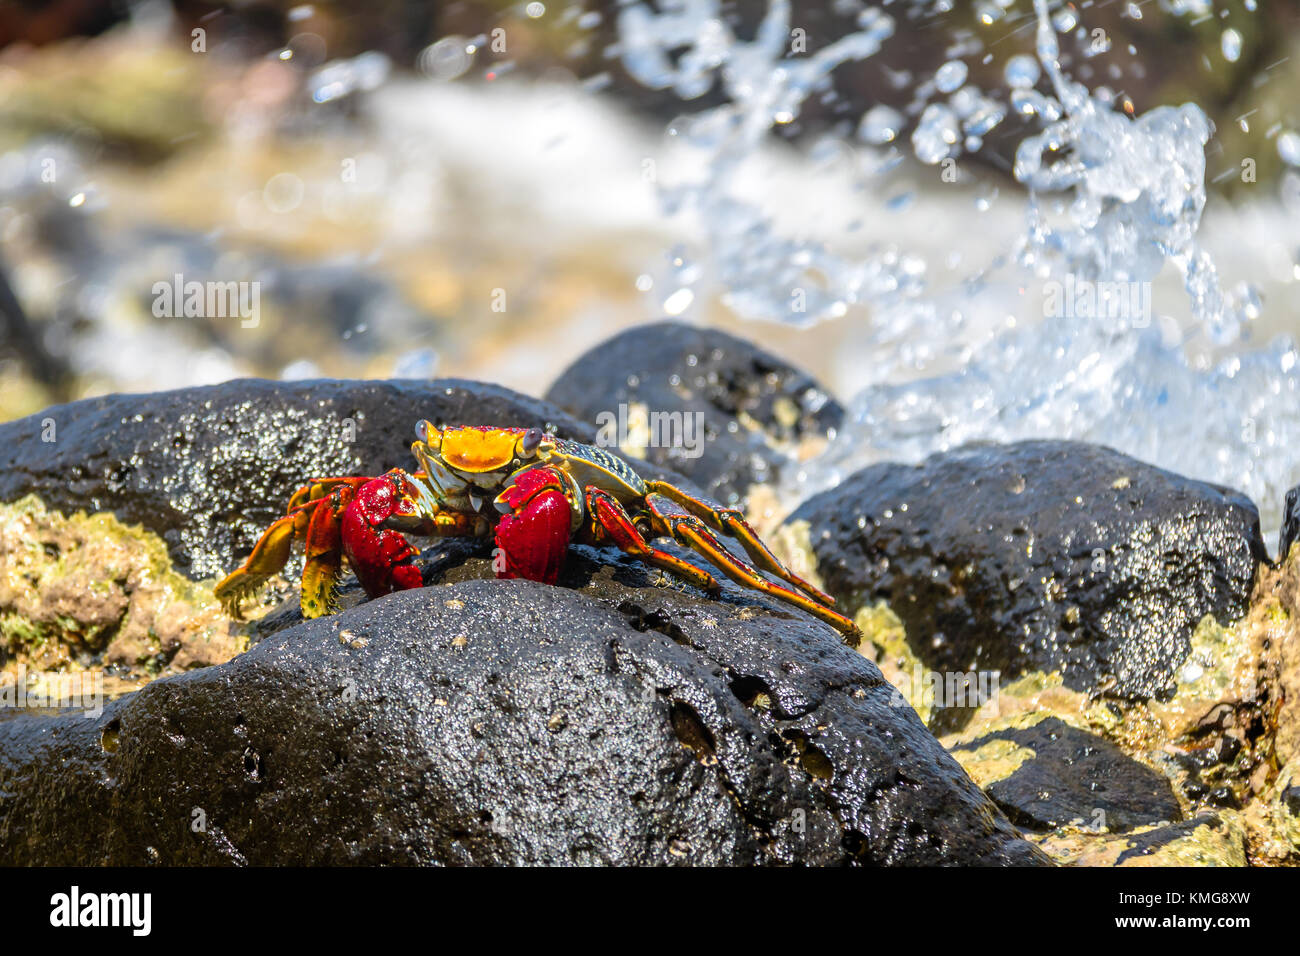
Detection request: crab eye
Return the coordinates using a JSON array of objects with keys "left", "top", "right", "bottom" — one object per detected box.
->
[
  {"left": 414, "top": 420, "right": 441, "bottom": 449},
  {"left": 520, "top": 427, "right": 543, "bottom": 457}
]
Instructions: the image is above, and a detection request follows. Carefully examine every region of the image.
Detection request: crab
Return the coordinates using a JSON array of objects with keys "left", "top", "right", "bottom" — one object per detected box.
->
[{"left": 214, "top": 423, "right": 861, "bottom": 642}]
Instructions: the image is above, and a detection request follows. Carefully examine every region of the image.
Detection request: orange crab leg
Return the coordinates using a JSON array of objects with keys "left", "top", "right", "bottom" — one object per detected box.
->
[
  {"left": 585, "top": 488, "right": 722, "bottom": 595},
  {"left": 644, "top": 480, "right": 837, "bottom": 608},
  {"left": 286, "top": 475, "right": 371, "bottom": 510},
  {"left": 300, "top": 485, "right": 351, "bottom": 617},
  {"left": 214, "top": 507, "right": 310, "bottom": 618},
  {"left": 644, "top": 492, "right": 861, "bottom": 645},
  {"left": 216, "top": 476, "right": 372, "bottom": 618}
]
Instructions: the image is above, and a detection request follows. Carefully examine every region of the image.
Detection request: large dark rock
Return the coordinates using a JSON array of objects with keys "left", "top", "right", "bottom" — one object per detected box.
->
[
  {"left": 0, "top": 576, "right": 1049, "bottom": 866},
  {"left": 1281, "top": 485, "right": 1299, "bottom": 563},
  {"left": 0, "top": 378, "right": 610, "bottom": 580},
  {"left": 950, "top": 717, "right": 1182, "bottom": 833},
  {"left": 789, "top": 440, "right": 1269, "bottom": 702},
  {"left": 545, "top": 321, "right": 842, "bottom": 507}
]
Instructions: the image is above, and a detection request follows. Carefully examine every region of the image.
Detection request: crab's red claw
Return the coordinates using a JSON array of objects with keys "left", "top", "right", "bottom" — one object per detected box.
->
[
  {"left": 342, "top": 475, "right": 423, "bottom": 598},
  {"left": 494, "top": 467, "right": 571, "bottom": 585}
]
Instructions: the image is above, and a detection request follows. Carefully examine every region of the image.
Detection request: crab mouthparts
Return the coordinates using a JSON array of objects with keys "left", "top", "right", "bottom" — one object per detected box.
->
[{"left": 406, "top": 478, "right": 443, "bottom": 519}]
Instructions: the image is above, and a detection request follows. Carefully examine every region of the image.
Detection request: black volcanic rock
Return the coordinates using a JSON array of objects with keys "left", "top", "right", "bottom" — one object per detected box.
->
[
  {"left": 789, "top": 440, "right": 1269, "bottom": 702},
  {"left": 1281, "top": 484, "right": 1299, "bottom": 562},
  {"left": 545, "top": 321, "right": 842, "bottom": 506},
  {"left": 950, "top": 717, "right": 1182, "bottom": 833},
  {"left": 0, "top": 577, "right": 1049, "bottom": 866}
]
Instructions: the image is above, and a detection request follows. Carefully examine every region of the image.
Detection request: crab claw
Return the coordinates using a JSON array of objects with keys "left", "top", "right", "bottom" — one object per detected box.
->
[
  {"left": 493, "top": 466, "right": 572, "bottom": 585},
  {"left": 341, "top": 473, "right": 424, "bottom": 599}
]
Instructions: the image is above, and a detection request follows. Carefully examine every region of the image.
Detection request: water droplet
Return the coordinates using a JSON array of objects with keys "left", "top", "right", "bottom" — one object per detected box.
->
[
  {"left": 911, "top": 104, "right": 960, "bottom": 164},
  {"left": 858, "top": 104, "right": 903, "bottom": 145},
  {"left": 310, "top": 52, "right": 391, "bottom": 102},
  {"left": 418, "top": 37, "right": 473, "bottom": 81},
  {"left": 1277, "top": 130, "right": 1300, "bottom": 167},
  {"left": 280, "top": 359, "right": 320, "bottom": 380},
  {"left": 1052, "top": 9, "right": 1078, "bottom": 32},
  {"left": 1004, "top": 54, "right": 1040, "bottom": 89},
  {"left": 663, "top": 288, "right": 694, "bottom": 315},
  {"left": 1220, "top": 28, "right": 1242, "bottom": 63},
  {"left": 935, "top": 60, "right": 968, "bottom": 94},
  {"left": 393, "top": 348, "right": 439, "bottom": 379}
]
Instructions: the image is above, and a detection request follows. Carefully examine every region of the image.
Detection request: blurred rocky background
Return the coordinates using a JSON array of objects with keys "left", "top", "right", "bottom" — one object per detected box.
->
[{"left": 2, "top": 0, "right": 1299, "bottom": 422}]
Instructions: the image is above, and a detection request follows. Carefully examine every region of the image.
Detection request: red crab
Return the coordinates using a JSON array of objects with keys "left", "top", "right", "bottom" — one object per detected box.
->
[{"left": 215, "top": 423, "right": 860, "bottom": 641}]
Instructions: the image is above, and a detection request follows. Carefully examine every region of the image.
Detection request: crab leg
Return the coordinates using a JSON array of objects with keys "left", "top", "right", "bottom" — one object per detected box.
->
[
  {"left": 217, "top": 472, "right": 483, "bottom": 619},
  {"left": 584, "top": 487, "right": 723, "bottom": 595},
  {"left": 643, "top": 480, "right": 837, "bottom": 608},
  {"left": 215, "top": 477, "right": 373, "bottom": 618},
  {"left": 213, "top": 508, "right": 308, "bottom": 618},
  {"left": 286, "top": 475, "right": 371, "bottom": 511},
  {"left": 643, "top": 492, "right": 861, "bottom": 644},
  {"left": 301, "top": 485, "right": 350, "bottom": 616}
]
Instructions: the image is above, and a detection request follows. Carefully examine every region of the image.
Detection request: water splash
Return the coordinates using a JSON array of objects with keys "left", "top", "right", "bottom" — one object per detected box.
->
[
  {"left": 1017, "top": 0, "right": 1252, "bottom": 344},
  {"left": 619, "top": 0, "right": 911, "bottom": 326},
  {"left": 616, "top": 0, "right": 1298, "bottom": 540}
]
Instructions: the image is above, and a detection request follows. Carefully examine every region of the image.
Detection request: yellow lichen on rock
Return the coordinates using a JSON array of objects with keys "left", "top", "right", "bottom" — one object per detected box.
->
[
  {"left": 1245, "top": 759, "right": 1300, "bottom": 864},
  {"left": 949, "top": 733, "right": 1038, "bottom": 790},
  {"left": 1268, "top": 553, "right": 1300, "bottom": 767},
  {"left": 953, "top": 605, "right": 1268, "bottom": 761},
  {"left": 762, "top": 516, "right": 827, "bottom": 590},
  {"left": 960, "top": 670, "right": 1098, "bottom": 732},
  {"left": 1034, "top": 813, "right": 1249, "bottom": 867},
  {"left": 0, "top": 33, "right": 212, "bottom": 157},
  {"left": 744, "top": 485, "right": 793, "bottom": 540},
  {"left": 852, "top": 600, "right": 938, "bottom": 725},
  {"left": 1142, "top": 611, "right": 1266, "bottom": 746},
  {"left": 0, "top": 495, "right": 246, "bottom": 694}
]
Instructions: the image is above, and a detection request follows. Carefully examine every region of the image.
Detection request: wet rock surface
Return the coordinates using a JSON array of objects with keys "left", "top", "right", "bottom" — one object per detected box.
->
[
  {"left": 0, "top": 577, "right": 1048, "bottom": 866},
  {"left": 1033, "top": 812, "right": 1248, "bottom": 867},
  {"left": 1281, "top": 484, "right": 1300, "bottom": 563},
  {"left": 788, "top": 440, "right": 1269, "bottom": 702},
  {"left": 545, "top": 321, "right": 843, "bottom": 507},
  {"left": 0, "top": 378, "right": 603, "bottom": 581},
  {"left": 1267, "top": 547, "right": 1300, "bottom": 771},
  {"left": 1107, "top": 814, "right": 1243, "bottom": 866},
  {"left": 949, "top": 716, "right": 1182, "bottom": 833}
]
